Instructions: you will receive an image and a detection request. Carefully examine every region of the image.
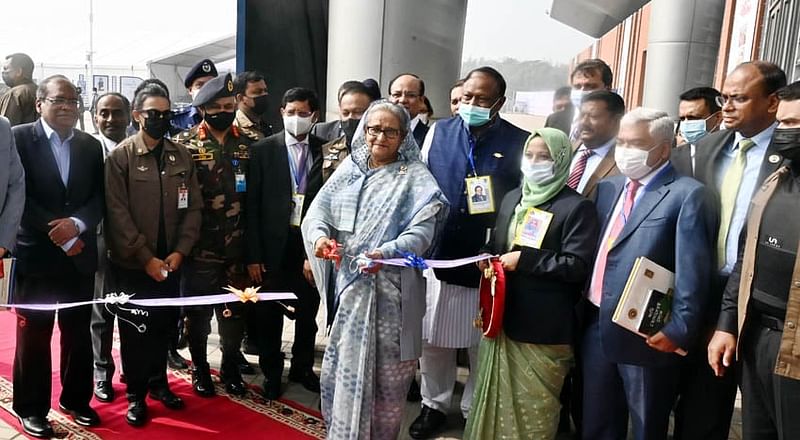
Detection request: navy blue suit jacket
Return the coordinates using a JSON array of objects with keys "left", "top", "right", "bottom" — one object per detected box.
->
[
  {"left": 594, "top": 163, "right": 713, "bottom": 366},
  {"left": 12, "top": 120, "right": 104, "bottom": 277}
]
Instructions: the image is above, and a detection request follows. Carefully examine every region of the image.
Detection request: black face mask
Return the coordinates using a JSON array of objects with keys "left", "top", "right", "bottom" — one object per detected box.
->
[
  {"left": 140, "top": 116, "right": 170, "bottom": 139},
  {"left": 204, "top": 111, "right": 236, "bottom": 131},
  {"left": 341, "top": 118, "right": 360, "bottom": 147},
  {"left": 772, "top": 127, "right": 800, "bottom": 162},
  {"left": 1, "top": 72, "right": 15, "bottom": 88},
  {"left": 251, "top": 95, "right": 269, "bottom": 115}
]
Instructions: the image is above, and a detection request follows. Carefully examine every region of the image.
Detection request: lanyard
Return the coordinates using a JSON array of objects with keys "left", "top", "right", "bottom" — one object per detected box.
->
[
  {"left": 466, "top": 129, "right": 478, "bottom": 177},
  {"left": 288, "top": 143, "right": 308, "bottom": 193}
]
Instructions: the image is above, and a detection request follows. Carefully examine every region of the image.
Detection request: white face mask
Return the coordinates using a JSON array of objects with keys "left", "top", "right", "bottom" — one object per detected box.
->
[
  {"left": 570, "top": 89, "right": 590, "bottom": 110},
  {"left": 521, "top": 159, "right": 555, "bottom": 184},
  {"left": 614, "top": 144, "right": 659, "bottom": 180},
  {"left": 283, "top": 115, "right": 314, "bottom": 137}
]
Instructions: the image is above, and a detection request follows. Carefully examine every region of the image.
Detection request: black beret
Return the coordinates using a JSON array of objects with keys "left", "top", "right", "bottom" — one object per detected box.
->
[
  {"left": 192, "top": 73, "right": 235, "bottom": 107},
  {"left": 184, "top": 59, "right": 218, "bottom": 88}
]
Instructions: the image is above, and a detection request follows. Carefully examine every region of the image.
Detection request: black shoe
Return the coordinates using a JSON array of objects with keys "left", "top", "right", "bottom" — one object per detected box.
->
[
  {"left": 407, "top": 378, "right": 421, "bottom": 402},
  {"left": 409, "top": 405, "right": 447, "bottom": 439},
  {"left": 224, "top": 378, "right": 247, "bottom": 397},
  {"left": 235, "top": 351, "right": 255, "bottom": 375},
  {"left": 94, "top": 380, "right": 114, "bottom": 403},
  {"left": 149, "top": 388, "right": 185, "bottom": 410},
  {"left": 191, "top": 368, "right": 216, "bottom": 397},
  {"left": 288, "top": 369, "right": 321, "bottom": 393},
  {"left": 262, "top": 378, "right": 282, "bottom": 400},
  {"left": 17, "top": 416, "right": 54, "bottom": 439},
  {"left": 126, "top": 401, "right": 147, "bottom": 427},
  {"left": 167, "top": 350, "right": 188, "bottom": 370},
  {"left": 58, "top": 403, "right": 101, "bottom": 427}
]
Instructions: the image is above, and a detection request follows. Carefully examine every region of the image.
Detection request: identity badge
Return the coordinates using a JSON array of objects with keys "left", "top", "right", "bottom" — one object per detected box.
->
[
  {"left": 465, "top": 175, "right": 495, "bottom": 215},
  {"left": 235, "top": 173, "right": 246, "bottom": 192},
  {"left": 290, "top": 193, "right": 305, "bottom": 227},
  {"left": 178, "top": 184, "right": 189, "bottom": 209},
  {"left": 513, "top": 208, "right": 554, "bottom": 249}
]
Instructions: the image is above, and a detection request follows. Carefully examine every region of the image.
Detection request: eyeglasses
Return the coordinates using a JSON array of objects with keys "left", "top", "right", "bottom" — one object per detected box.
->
[
  {"left": 43, "top": 97, "right": 80, "bottom": 107},
  {"left": 716, "top": 95, "right": 748, "bottom": 107},
  {"left": 366, "top": 126, "right": 401, "bottom": 139},
  {"left": 142, "top": 109, "right": 174, "bottom": 121}
]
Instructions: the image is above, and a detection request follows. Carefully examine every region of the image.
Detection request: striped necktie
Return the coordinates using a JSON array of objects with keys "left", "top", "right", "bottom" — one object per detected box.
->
[
  {"left": 717, "top": 138, "right": 755, "bottom": 268},
  {"left": 567, "top": 149, "right": 593, "bottom": 190},
  {"left": 589, "top": 179, "right": 642, "bottom": 305}
]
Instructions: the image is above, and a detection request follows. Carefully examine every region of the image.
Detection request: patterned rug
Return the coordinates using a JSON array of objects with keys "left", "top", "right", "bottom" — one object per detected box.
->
[{"left": 0, "top": 311, "right": 326, "bottom": 439}]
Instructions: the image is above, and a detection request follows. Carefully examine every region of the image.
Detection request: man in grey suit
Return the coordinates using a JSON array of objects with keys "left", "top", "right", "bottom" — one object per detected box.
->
[{"left": 0, "top": 115, "right": 25, "bottom": 259}]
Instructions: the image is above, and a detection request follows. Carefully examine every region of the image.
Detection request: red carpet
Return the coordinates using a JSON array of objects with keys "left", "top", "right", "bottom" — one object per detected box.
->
[{"left": 0, "top": 311, "right": 326, "bottom": 439}]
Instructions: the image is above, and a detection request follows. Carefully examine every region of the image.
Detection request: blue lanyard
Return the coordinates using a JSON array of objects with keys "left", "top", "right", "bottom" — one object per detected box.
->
[
  {"left": 288, "top": 145, "right": 308, "bottom": 193},
  {"left": 466, "top": 129, "right": 478, "bottom": 177}
]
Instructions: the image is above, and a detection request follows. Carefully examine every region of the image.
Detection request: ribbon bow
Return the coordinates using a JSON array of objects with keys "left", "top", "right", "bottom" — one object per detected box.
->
[
  {"left": 223, "top": 285, "right": 261, "bottom": 303},
  {"left": 401, "top": 252, "right": 429, "bottom": 269},
  {"left": 322, "top": 239, "right": 343, "bottom": 269},
  {"left": 104, "top": 292, "right": 133, "bottom": 304}
]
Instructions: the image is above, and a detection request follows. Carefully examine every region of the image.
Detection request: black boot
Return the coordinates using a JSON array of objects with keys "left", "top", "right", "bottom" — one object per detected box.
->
[{"left": 191, "top": 365, "right": 216, "bottom": 397}]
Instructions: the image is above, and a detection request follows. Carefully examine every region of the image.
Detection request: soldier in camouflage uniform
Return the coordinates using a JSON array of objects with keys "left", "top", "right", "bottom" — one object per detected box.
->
[{"left": 174, "top": 74, "right": 252, "bottom": 397}]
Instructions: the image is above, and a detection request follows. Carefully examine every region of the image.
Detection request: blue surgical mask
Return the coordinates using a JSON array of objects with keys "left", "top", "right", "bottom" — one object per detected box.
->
[
  {"left": 459, "top": 101, "right": 496, "bottom": 127},
  {"left": 679, "top": 118, "right": 711, "bottom": 145}
]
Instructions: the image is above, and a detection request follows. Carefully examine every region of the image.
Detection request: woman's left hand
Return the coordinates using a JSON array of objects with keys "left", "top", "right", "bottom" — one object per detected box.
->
[
  {"left": 499, "top": 251, "right": 521, "bottom": 272},
  {"left": 362, "top": 250, "right": 384, "bottom": 273}
]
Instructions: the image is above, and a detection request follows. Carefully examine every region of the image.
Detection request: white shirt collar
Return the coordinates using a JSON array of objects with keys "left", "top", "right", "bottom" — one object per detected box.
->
[
  {"left": 98, "top": 134, "right": 119, "bottom": 151},
  {"left": 579, "top": 137, "right": 615, "bottom": 157},
  {"left": 41, "top": 118, "right": 74, "bottom": 144},
  {"left": 284, "top": 130, "right": 307, "bottom": 147},
  {"left": 410, "top": 115, "right": 421, "bottom": 131}
]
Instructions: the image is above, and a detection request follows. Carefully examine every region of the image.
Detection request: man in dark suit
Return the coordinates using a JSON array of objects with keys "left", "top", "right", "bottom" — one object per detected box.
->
[
  {"left": 689, "top": 61, "right": 787, "bottom": 440},
  {"left": 545, "top": 59, "right": 613, "bottom": 142},
  {"left": 312, "top": 82, "right": 372, "bottom": 181},
  {"left": 671, "top": 87, "right": 722, "bottom": 176},
  {"left": 583, "top": 107, "right": 713, "bottom": 440},
  {"left": 12, "top": 75, "right": 104, "bottom": 438},
  {"left": 246, "top": 87, "right": 324, "bottom": 400},
  {"left": 544, "top": 86, "right": 574, "bottom": 135},
  {"left": 388, "top": 73, "right": 429, "bottom": 146}
]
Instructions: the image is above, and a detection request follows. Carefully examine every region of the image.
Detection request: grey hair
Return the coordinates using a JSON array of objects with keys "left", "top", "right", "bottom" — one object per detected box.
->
[
  {"left": 36, "top": 75, "right": 76, "bottom": 100},
  {"left": 621, "top": 107, "right": 675, "bottom": 145},
  {"left": 364, "top": 101, "right": 410, "bottom": 135}
]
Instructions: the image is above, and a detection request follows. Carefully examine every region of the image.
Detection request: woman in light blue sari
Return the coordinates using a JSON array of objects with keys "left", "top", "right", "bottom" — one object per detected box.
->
[{"left": 302, "top": 100, "right": 448, "bottom": 439}]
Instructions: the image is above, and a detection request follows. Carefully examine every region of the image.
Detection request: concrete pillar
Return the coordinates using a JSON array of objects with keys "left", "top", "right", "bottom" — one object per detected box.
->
[
  {"left": 642, "top": 0, "right": 726, "bottom": 117},
  {"left": 325, "top": 0, "right": 467, "bottom": 121}
]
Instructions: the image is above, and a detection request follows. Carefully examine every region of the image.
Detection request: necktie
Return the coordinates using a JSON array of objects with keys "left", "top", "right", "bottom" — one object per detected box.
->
[
  {"left": 293, "top": 143, "right": 308, "bottom": 194},
  {"left": 567, "top": 149, "right": 593, "bottom": 190},
  {"left": 717, "top": 138, "right": 755, "bottom": 268},
  {"left": 589, "top": 179, "right": 642, "bottom": 305}
]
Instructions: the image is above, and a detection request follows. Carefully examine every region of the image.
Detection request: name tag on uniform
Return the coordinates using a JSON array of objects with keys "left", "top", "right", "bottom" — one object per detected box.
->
[
  {"left": 178, "top": 184, "right": 189, "bottom": 209},
  {"left": 290, "top": 193, "right": 305, "bottom": 227},
  {"left": 465, "top": 175, "right": 495, "bottom": 215},
  {"left": 235, "top": 172, "right": 246, "bottom": 192},
  {"left": 513, "top": 207, "right": 554, "bottom": 249}
]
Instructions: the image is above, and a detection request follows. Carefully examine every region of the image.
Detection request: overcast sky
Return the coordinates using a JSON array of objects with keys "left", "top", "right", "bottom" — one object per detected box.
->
[{"left": 0, "top": 0, "right": 592, "bottom": 68}]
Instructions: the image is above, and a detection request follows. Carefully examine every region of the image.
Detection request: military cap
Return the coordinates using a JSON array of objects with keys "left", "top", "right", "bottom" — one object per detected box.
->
[
  {"left": 184, "top": 59, "right": 218, "bottom": 88},
  {"left": 192, "top": 73, "right": 235, "bottom": 107}
]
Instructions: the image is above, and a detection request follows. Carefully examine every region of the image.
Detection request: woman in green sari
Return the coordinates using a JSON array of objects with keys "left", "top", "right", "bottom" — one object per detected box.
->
[{"left": 466, "top": 128, "right": 599, "bottom": 439}]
